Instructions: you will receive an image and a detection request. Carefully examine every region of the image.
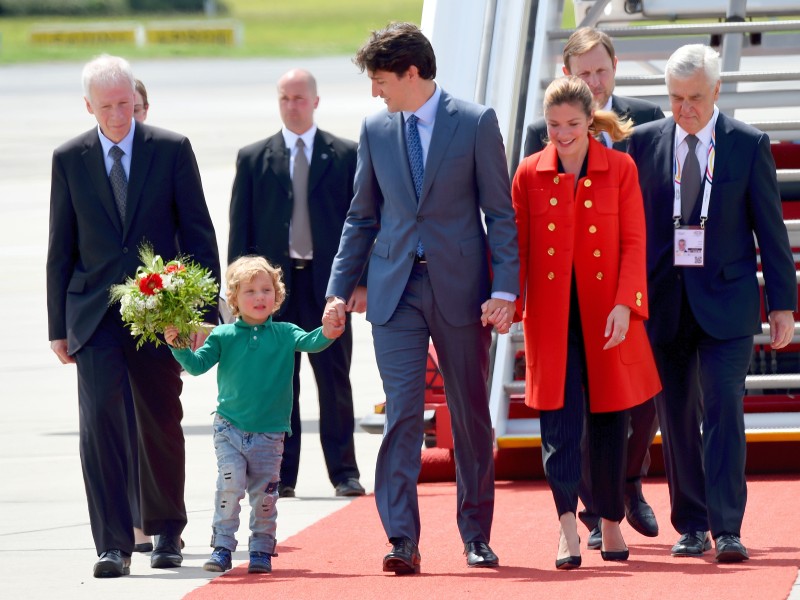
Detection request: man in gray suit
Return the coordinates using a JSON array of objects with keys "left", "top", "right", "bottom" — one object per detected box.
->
[
  {"left": 524, "top": 27, "right": 665, "bottom": 549},
  {"left": 325, "top": 22, "right": 519, "bottom": 575}
]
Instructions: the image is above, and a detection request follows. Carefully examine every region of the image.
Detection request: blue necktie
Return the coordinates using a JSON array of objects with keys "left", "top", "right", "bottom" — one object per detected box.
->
[{"left": 406, "top": 114, "right": 425, "bottom": 257}]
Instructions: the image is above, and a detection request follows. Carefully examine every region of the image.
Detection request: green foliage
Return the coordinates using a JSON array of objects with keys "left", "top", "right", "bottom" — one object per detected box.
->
[
  {"left": 108, "top": 242, "right": 219, "bottom": 349},
  {"left": 0, "top": 0, "right": 126, "bottom": 16},
  {"left": 0, "top": 0, "right": 423, "bottom": 63}
]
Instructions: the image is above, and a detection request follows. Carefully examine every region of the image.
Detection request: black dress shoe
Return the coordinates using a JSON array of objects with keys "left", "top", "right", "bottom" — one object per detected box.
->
[
  {"left": 715, "top": 534, "right": 749, "bottom": 562},
  {"left": 334, "top": 478, "right": 366, "bottom": 497},
  {"left": 465, "top": 541, "right": 499, "bottom": 568},
  {"left": 278, "top": 484, "right": 295, "bottom": 498},
  {"left": 383, "top": 537, "right": 421, "bottom": 575},
  {"left": 587, "top": 525, "right": 602, "bottom": 550},
  {"left": 671, "top": 531, "right": 711, "bottom": 557},
  {"left": 134, "top": 541, "right": 153, "bottom": 553},
  {"left": 624, "top": 483, "right": 659, "bottom": 537},
  {"left": 93, "top": 549, "right": 131, "bottom": 578},
  {"left": 151, "top": 533, "right": 183, "bottom": 569}
]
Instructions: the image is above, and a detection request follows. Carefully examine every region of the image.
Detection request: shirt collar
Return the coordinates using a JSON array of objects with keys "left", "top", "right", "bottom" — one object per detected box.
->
[
  {"left": 97, "top": 120, "right": 135, "bottom": 157},
  {"left": 234, "top": 316, "right": 273, "bottom": 329},
  {"left": 403, "top": 82, "right": 441, "bottom": 126},
  {"left": 675, "top": 105, "right": 719, "bottom": 149},
  {"left": 282, "top": 124, "right": 317, "bottom": 151},
  {"left": 601, "top": 95, "right": 613, "bottom": 112}
]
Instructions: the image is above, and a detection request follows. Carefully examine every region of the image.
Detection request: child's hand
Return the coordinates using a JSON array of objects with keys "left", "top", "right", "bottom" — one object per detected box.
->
[
  {"left": 322, "top": 308, "right": 345, "bottom": 339},
  {"left": 164, "top": 325, "right": 180, "bottom": 346}
]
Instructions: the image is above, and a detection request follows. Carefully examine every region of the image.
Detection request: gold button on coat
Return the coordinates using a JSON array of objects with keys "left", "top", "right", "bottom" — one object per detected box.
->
[
  {"left": 550, "top": 197, "right": 558, "bottom": 206},
  {"left": 636, "top": 299, "right": 642, "bottom": 307},
  {"left": 589, "top": 225, "right": 597, "bottom": 233},
  {"left": 596, "top": 272, "right": 603, "bottom": 280},
  {"left": 584, "top": 200, "right": 593, "bottom": 208},
  {"left": 547, "top": 272, "right": 555, "bottom": 280},
  {"left": 553, "top": 176, "right": 560, "bottom": 184},
  {"left": 636, "top": 292, "right": 643, "bottom": 299},
  {"left": 584, "top": 179, "right": 592, "bottom": 187},
  {"left": 593, "top": 249, "right": 601, "bottom": 257},
  {"left": 547, "top": 247, "right": 555, "bottom": 256},
  {"left": 548, "top": 223, "right": 556, "bottom": 231}
]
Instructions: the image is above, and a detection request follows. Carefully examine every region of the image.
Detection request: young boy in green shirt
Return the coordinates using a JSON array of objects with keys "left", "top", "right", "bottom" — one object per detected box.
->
[{"left": 166, "top": 255, "right": 343, "bottom": 574}]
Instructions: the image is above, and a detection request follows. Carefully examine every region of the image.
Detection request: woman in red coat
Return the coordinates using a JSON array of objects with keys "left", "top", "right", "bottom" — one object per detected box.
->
[{"left": 513, "top": 77, "right": 661, "bottom": 569}]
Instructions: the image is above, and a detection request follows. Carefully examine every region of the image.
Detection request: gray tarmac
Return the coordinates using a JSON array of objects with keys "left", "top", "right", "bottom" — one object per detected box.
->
[{"left": 0, "top": 56, "right": 385, "bottom": 599}]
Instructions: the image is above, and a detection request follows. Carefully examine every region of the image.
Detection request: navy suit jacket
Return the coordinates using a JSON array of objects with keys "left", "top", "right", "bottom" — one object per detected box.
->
[
  {"left": 326, "top": 89, "right": 519, "bottom": 327},
  {"left": 47, "top": 122, "right": 220, "bottom": 353},
  {"left": 523, "top": 94, "right": 664, "bottom": 157},
  {"left": 628, "top": 113, "right": 796, "bottom": 344},
  {"left": 227, "top": 128, "right": 359, "bottom": 310}
]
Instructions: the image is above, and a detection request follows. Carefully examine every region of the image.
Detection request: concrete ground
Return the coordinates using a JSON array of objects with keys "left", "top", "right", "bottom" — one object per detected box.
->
[{"left": 0, "top": 56, "right": 386, "bottom": 599}]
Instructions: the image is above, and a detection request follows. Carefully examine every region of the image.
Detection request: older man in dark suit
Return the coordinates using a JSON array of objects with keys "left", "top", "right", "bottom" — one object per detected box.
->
[
  {"left": 47, "top": 54, "right": 220, "bottom": 578},
  {"left": 228, "top": 68, "right": 365, "bottom": 499},
  {"left": 524, "top": 27, "right": 665, "bottom": 548},
  {"left": 325, "top": 23, "right": 519, "bottom": 574},
  {"left": 628, "top": 44, "right": 796, "bottom": 562}
]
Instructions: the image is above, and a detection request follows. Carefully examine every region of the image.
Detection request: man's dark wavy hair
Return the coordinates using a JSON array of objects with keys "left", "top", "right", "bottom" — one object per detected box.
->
[{"left": 354, "top": 22, "right": 436, "bottom": 80}]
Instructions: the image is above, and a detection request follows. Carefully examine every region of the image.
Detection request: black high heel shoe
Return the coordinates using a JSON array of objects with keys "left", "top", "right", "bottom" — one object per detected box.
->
[
  {"left": 555, "top": 534, "right": 582, "bottom": 570},
  {"left": 599, "top": 520, "right": 629, "bottom": 561},
  {"left": 600, "top": 547, "right": 629, "bottom": 561}
]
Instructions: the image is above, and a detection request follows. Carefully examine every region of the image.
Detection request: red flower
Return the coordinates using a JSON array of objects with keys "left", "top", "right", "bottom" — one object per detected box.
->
[
  {"left": 138, "top": 273, "right": 163, "bottom": 295},
  {"left": 164, "top": 263, "right": 185, "bottom": 274}
]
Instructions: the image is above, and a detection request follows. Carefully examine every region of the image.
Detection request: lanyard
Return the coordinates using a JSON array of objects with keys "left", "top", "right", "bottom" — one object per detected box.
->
[{"left": 673, "top": 127, "right": 716, "bottom": 229}]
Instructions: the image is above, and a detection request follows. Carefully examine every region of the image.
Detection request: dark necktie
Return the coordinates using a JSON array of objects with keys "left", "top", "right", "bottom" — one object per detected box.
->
[
  {"left": 681, "top": 134, "right": 701, "bottom": 223},
  {"left": 291, "top": 138, "right": 312, "bottom": 257},
  {"left": 108, "top": 145, "right": 127, "bottom": 221},
  {"left": 406, "top": 114, "right": 425, "bottom": 257}
]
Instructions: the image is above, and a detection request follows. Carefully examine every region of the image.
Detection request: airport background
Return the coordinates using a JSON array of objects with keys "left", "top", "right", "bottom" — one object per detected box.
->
[{"left": 2, "top": 1, "right": 799, "bottom": 598}]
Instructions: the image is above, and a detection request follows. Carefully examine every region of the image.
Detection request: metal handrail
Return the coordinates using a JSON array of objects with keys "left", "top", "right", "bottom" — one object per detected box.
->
[
  {"left": 551, "top": 20, "right": 800, "bottom": 40},
  {"left": 612, "top": 71, "right": 800, "bottom": 86},
  {"left": 778, "top": 169, "right": 800, "bottom": 183}
]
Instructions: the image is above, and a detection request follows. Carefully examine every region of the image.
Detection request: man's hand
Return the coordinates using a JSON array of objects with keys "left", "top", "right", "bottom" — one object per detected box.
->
[
  {"left": 768, "top": 310, "right": 795, "bottom": 349},
  {"left": 346, "top": 286, "right": 367, "bottom": 313},
  {"left": 50, "top": 339, "right": 75, "bottom": 364},
  {"left": 480, "top": 298, "right": 515, "bottom": 334}
]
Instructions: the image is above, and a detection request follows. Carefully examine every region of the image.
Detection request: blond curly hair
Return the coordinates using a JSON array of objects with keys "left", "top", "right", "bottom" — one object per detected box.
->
[{"left": 225, "top": 255, "right": 286, "bottom": 317}]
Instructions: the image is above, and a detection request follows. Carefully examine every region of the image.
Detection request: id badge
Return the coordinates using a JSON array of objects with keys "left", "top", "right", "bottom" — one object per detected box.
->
[{"left": 674, "top": 227, "right": 704, "bottom": 267}]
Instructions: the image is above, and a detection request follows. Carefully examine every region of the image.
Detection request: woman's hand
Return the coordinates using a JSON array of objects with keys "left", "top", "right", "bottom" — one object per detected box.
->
[
  {"left": 164, "top": 325, "right": 180, "bottom": 347},
  {"left": 603, "top": 304, "right": 631, "bottom": 350}
]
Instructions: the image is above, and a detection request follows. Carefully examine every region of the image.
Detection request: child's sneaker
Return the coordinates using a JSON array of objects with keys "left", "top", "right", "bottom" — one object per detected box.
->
[
  {"left": 203, "top": 547, "right": 232, "bottom": 572},
  {"left": 248, "top": 551, "right": 272, "bottom": 574}
]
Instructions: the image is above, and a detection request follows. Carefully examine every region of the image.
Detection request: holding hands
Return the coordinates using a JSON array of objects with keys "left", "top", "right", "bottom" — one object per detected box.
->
[
  {"left": 322, "top": 304, "right": 346, "bottom": 339},
  {"left": 481, "top": 298, "right": 516, "bottom": 334}
]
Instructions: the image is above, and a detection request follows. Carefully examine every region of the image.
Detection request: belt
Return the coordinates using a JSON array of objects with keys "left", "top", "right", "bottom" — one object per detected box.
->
[
  {"left": 414, "top": 254, "right": 427, "bottom": 264},
  {"left": 291, "top": 258, "right": 312, "bottom": 269}
]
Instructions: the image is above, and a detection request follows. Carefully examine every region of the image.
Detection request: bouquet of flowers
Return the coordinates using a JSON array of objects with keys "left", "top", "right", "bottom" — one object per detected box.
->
[{"left": 109, "top": 243, "right": 218, "bottom": 349}]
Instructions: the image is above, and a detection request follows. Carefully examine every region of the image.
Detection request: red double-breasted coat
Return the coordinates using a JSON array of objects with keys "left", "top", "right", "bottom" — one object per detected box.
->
[{"left": 512, "top": 137, "right": 661, "bottom": 412}]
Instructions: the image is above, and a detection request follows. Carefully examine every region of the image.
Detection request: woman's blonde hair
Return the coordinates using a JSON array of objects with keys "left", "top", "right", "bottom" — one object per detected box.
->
[
  {"left": 544, "top": 76, "right": 633, "bottom": 143},
  {"left": 225, "top": 255, "right": 286, "bottom": 317}
]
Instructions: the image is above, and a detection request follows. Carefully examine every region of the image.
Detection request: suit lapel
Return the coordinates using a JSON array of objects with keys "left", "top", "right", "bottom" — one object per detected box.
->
[
  {"left": 81, "top": 131, "right": 122, "bottom": 234},
  {"left": 264, "top": 133, "right": 292, "bottom": 195},
  {"left": 126, "top": 123, "right": 153, "bottom": 239},
  {"left": 308, "top": 130, "right": 333, "bottom": 195},
  {"left": 420, "top": 93, "right": 457, "bottom": 205}
]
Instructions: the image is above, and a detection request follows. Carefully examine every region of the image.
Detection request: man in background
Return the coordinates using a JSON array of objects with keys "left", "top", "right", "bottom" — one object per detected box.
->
[{"left": 228, "top": 68, "right": 365, "bottom": 499}]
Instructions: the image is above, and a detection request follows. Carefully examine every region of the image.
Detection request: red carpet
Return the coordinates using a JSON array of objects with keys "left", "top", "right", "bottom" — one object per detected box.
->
[{"left": 186, "top": 476, "right": 800, "bottom": 600}]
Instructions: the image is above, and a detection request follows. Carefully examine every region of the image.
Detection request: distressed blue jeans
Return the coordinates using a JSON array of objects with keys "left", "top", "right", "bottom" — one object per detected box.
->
[{"left": 210, "top": 414, "right": 283, "bottom": 555}]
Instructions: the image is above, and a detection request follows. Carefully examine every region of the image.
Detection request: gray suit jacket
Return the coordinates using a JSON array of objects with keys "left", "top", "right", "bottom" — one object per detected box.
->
[{"left": 327, "top": 89, "right": 519, "bottom": 326}]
